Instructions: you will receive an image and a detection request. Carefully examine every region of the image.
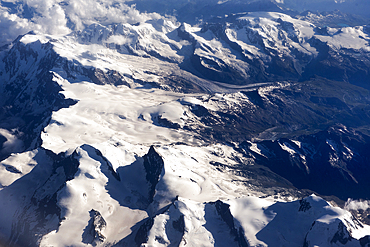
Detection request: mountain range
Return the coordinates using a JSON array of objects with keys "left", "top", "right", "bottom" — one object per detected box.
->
[{"left": 1, "top": 0, "right": 370, "bottom": 246}]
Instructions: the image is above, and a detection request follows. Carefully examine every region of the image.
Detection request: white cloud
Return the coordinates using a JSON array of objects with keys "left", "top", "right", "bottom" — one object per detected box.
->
[
  {"left": 32, "top": 3, "right": 70, "bottom": 35},
  {"left": 345, "top": 198, "right": 370, "bottom": 211},
  {"left": 0, "top": 0, "right": 163, "bottom": 46},
  {"left": 0, "top": 5, "right": 36, "bottom": 46},
  {"left": 63, "top": 0, "right": 161, "bottom": 29}
]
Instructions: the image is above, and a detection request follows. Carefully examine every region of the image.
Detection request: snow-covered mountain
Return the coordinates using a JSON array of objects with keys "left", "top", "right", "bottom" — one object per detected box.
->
[
  {"left": 1, "top": 0, "right": 370, "bottom": 246},
  {"left": 129, "top": 0, "right": 370, "bottom": 23}
]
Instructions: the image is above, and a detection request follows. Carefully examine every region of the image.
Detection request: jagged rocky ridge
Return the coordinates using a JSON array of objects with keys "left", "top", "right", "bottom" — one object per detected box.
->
[{"left": 82, "top": 209, "right": 107, "bottom": 246}]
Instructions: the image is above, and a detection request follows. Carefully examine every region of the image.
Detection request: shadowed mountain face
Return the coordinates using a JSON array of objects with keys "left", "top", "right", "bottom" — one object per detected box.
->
[
  {"left": 240, "top": 125, "right": 370, "bottom": 200},
  {"left": 0, "top": 36, "right": 77, "bottom": 161}
]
